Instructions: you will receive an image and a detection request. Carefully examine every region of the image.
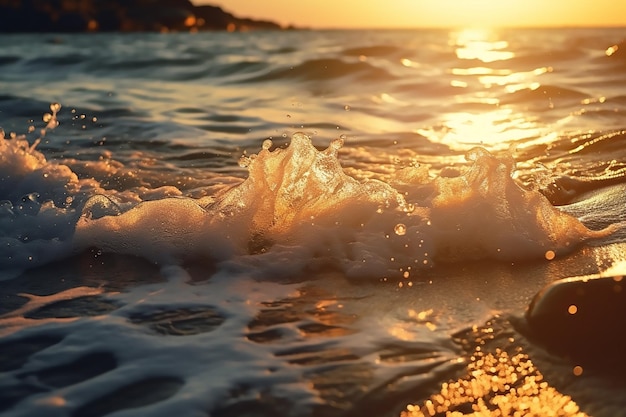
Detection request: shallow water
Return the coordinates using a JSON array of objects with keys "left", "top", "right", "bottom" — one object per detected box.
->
[{"left": 1, "top": 28, "right": 626, "bottom": 416}]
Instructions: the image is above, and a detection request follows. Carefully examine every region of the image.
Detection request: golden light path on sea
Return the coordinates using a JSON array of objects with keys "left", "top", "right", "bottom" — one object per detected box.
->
[{"left": 417, "top": 29, "right": 546, "bottom": 151}]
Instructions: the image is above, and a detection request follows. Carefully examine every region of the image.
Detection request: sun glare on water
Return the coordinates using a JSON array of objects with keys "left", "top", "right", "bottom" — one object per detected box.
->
[
  {"left": 416, "top": 28, "right": 546, "bottom": 150},
  {"left": 452, "top": 28, "right": 514, "bottom": 63}
]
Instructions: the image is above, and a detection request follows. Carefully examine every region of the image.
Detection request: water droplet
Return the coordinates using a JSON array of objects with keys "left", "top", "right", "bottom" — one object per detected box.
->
[
  {"left": 262, "top": 139, "right": 273, "bottom": 150},
  {"left": 344, "top": 105, "right": 351, "bottom": 111},
  {"left": 22, "top": 192, "right": 39, "bottom": 203},
  {"left": 544, "top": 250, "right": 555, "bottom": 260},
  {"left": 43, "top": 113, "right": 52, "bottom": 122},
  {"left": 50, "top": 102, "right": 62, "bottom": 113},
  {"left": 394, "top": 223, "right": 407, "bottom": 236}
]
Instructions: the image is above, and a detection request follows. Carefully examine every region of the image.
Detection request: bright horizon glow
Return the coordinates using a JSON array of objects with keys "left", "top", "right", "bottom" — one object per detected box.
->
[{"left": 194, "top": 1, "right": 626, "bottom": 29}]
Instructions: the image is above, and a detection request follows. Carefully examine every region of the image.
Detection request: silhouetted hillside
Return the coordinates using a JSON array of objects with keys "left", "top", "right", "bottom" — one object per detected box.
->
[{"left": 0, "top": 0, "right": 284, "bottom": 32}]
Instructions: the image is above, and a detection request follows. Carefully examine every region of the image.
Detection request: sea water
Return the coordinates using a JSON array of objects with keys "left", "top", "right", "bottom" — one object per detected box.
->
[{"left": 1, "top": 28, "right": 626, "bottom": 417}]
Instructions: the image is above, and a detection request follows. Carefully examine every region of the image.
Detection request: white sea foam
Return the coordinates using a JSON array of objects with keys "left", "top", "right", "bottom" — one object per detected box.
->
[
  {"left": 1, "top": 129, "right": 610, "bottom": 280},
  {"left": 78, "top": 133, "right": 614, "bottom": 277}
]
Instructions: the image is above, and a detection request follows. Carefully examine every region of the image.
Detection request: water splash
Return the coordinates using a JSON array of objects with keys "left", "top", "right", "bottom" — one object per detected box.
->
[
  {"left": 72, "top": 133, "right": 614, "bottom": 280},
  {"left": 0, "top": 113, "right": 617, "bottom": 279}
]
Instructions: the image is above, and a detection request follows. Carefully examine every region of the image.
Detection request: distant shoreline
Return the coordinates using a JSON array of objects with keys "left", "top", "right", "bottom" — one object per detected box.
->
[
  {"left": 0, "top": 1, "right": 623, "bottom": 34},
  {"left": 0, "top": 0, "right": 291, "bottom": 33}
]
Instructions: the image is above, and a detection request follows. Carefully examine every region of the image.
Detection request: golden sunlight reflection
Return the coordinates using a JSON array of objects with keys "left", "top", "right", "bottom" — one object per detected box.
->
[
  {"left": 388, "top": 309, "right": 438, "bottom": 341},
  {"left": 0, "top": 287, "right": 105, "bottom": 336},
  {"left": 416, "top": 29, "right": 557, "bottom": 151},
  {"left": 448, "top": 31, "right": 551, "bottom": 100},
  {"left": 401, "top": 350, "right": 587, "bottom": 417},
  {"left": 452, "top": 29, "right": 515, "bottom": 63},
  {"left": 388, "top": 324, "right": 416, "bottom": 341},
  {"left": 401, "top": 322, "right": 589, "bottom": 417},
  {"left": 35, "top": 396, "right": 67, "bottom": 407},
  {"left": 417, "top": 109, "right": 542, "bottom": 151},
  {"left": 479, "top": 67, "right": 551, "bottom": 92},
  {"left": 400, "top": 58, "right": 420, "bottom": 68},
  {"left": 605, "top": 44, "right": 619, "bottom": 57}
]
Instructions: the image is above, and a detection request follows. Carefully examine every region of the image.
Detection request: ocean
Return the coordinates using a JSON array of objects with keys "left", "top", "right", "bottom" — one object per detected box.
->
[{"left": 1, "top": 27, "right": 626, "bottom": 417}]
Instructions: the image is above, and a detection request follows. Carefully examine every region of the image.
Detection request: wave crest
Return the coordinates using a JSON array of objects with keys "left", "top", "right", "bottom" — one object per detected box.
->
[{"left": 72, "top": 133, "right": 612, "bottom": 280}]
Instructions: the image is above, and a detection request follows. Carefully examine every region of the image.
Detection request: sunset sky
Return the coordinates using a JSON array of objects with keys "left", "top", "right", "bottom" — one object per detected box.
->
[{"left": 201, "top": 1, "right": 626, "bottom": 29}]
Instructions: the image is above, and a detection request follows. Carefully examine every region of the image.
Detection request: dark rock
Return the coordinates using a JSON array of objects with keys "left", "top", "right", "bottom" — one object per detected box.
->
[
  {"left": 194, "top": 5, "right": 235, "bottom": 29},
  {"left": 0, "top": 0, "right": 285, "bottom": 33},
  {"left": 56, "top": 11, "right": 91, "bottom": 32},
  {"left": 523, "top": 273, "right": 626, "bottom": 369},
  {"left": 94, "top": 9, "right": 122, "bottom": 31}
]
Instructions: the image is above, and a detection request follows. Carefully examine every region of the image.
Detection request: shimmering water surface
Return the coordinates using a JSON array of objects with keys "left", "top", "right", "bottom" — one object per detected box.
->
[{"left": 1, "top": 28, "right": 626, "bottom": 417}]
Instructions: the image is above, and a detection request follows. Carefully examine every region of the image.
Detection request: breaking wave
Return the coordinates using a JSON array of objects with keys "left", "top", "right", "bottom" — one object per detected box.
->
[{"left": 1, "top": 123, "right": 615, "bottom": 281}]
